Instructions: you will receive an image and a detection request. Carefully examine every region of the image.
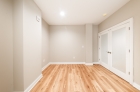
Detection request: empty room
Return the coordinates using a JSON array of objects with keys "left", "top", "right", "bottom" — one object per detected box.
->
[{"left": 1, "top": 0, "right": 140, "bottom": 92}]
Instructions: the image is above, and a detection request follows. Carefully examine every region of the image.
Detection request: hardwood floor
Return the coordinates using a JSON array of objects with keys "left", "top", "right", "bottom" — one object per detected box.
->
[{"left": 31, "top": 64, "right": 139, "bottom": 92}]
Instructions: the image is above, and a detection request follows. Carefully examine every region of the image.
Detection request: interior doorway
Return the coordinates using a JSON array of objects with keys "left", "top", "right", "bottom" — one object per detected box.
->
[{"left": 98, "top": 18, "right": 133, "bottom": 84}]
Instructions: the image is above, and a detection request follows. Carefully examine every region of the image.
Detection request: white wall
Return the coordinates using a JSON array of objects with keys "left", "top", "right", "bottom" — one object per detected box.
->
[
  {"left": 42, "top": 19, "right": 50, "bottom": 68},
  {"left": 0, "top": 0, "right": 13, "bottom": 92},
  {"left": 50, "top": 26, "right": 86, "bottom": 63},
  {"left": 23, "top": 0, "right": 42, "bottom": 90}
]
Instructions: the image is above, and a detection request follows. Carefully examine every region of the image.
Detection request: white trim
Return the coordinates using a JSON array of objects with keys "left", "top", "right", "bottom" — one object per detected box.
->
[
  {"left": 93, "top": 62, "right": 100, "bottom": 64},
  {"left": 133, "top": 82, "right": 140, "bottom": 90},
  {"left": 100, "top": 62, "right": 110, "bottom": 70},
  {"left": 129, "top": 18, "right": 134, "bottom": 85},
  {"left": 99, "top": 18, "right": 133, "bottom": 34},
  {"left": 42, "top": 63, "right": 50, "bottom": 71},
  {"left": 99, "top": 29, "right": 109, "bottom": 35},
  {"left": 49, "top": 62, "right": 100, "bottom": 65},
  {"left": 85, "top": 63, "right": 93, "bottom": 65},
  {"left": 110, "top": 66, "right": 130, "bottom": 82},
  {"left": 49, "top": 62, "right": 101, "bottom": 65},
  {"left": 49, "top": 62, "right": 85, "bottom": 64},
  {"left": 98, "top": 18, "right": 133, "bottom": 84},
  {"left": 109, "top": 23, "right": 130, "bottom": 82},
  {"left": 24, "top": 74, "right": 43, "bottom": 92},
  {"left": 98, "top": 33, "right": 101, "bottom": 63}
]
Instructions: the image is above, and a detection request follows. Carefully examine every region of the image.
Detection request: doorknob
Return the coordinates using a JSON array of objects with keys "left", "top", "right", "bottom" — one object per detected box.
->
[
  {"left": 107, "top": 51, "right": 110, "bottom": 53},
  {"left": 107, "top": 51, "right": 111, "bottom": 54}
]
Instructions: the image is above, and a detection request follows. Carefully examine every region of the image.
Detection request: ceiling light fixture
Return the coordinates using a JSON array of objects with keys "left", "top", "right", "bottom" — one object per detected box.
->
[
  {"left": 103, "top": 13, "right": 107, "bottom": 17},
  {"left": 60, "top": 11, "right": 65, "bottom": 16}
]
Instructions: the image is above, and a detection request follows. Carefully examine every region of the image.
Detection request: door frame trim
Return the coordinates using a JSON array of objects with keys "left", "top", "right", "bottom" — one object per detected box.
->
[{"left": 98, "top": 18, "right": 133, "bottom": 84}]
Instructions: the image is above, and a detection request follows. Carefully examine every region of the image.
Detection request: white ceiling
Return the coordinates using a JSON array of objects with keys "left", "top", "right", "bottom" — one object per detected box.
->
[{"left": 34, "top": 0, "right": 130, "bottom": 25}]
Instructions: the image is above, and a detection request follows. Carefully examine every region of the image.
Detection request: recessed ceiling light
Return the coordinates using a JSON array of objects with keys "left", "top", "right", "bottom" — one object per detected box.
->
[
  {"left": 103, "top": 13, "right": 107, "bottom": 17},
  {"left": 60, "top": 11, "right": 65, "bottom": 16}
]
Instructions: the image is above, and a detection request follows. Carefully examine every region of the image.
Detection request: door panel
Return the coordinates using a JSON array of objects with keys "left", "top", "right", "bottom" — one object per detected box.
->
[
  {"left": 101, "top": 34, "right": 108, "bottom": 64},
  {"left": 99, "top": 23, "right": 131, "bottom": 83},
  {"left": 110, "top": 23, "right": 130, "bottom": 81},
  {"left": 112, "top": 27, "right": 126, "bottom": 73}
]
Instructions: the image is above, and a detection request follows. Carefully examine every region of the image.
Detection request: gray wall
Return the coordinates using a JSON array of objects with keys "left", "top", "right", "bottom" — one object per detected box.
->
[
  {"left": 99, "top": 0, "right": 140, "bottom": 85},
  {"left": 42, "top": 19, "right": 50, "bottom": 68},
  {"left": 93, "top": 25, "right": 98, "bottom": 62},
  {"left": 23, "top": 0, "right": 42, "bottom": 90},
  {"left": 13, "top": 0, "right": 24, "bottom": 91},
  {"left": 0, "top": 0, "right": 13, "bottom": 92},
  {"left": 49, "top": 25, "right": 98, "bottom": 63},
  {"left": 86, "top": 24, "right": 93, "bottom": 63},
  {"left": 50, "top": 26, "right": 86, "bottom": 63},
  {"left": 13, "top": 0, "right": 42, "bottom": 91}
]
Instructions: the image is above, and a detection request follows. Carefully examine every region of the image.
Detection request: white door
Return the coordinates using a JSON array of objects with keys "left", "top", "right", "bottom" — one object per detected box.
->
[
  {"left": 99, "top": 19, "right": 133, "bottom": 83},
  {"left": 99, "top": 31, "right": 110, "bottom": 69},
  {"left": 110, "top": 23, "right": 130, "bottom": 82}
]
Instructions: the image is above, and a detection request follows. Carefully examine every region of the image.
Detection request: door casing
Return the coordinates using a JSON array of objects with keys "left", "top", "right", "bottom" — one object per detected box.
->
[{"left": 98, "top": 18, "right": 133, "bottom": 84}]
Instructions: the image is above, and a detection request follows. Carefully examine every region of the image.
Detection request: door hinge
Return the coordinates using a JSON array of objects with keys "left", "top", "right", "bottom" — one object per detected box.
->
[
  {"left": 129, "top": 72, "right": 130, "bottom": 75},
  {"left": 99, "top": 59, "right": 100, "bottom": 61},
  {"left": 129, "top": 49, "right": 130, "bottom": 53}
]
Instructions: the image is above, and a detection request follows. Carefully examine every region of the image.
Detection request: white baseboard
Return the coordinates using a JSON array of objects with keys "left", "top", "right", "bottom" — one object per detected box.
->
[
  {"left": 85, "top": 63, "right": 93, "bottom": 65},
  {"left": 85, "top": 62, "right": 100, "bottom": 65},
  {"left": 93, "top": 62, "right": 100, "bottom": 64},
  {"left": 49, "top": 62, "right": 85, "bottom": 64},
  {"left": 133, "top": 82, "right": 140, "bottom": 90},
  {"left": 24, "top": 74, "right": 43, "bottom": 92},
  {"left": 42, "top": 63, "right": 50, "bottom": 71},
  {"left": 49, "top": 62, "right": 100, "bottom": 65}
]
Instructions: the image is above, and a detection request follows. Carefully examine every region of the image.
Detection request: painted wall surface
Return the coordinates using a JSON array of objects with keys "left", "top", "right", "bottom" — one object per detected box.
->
[
  {"left": 13, "top": 0, "right": 24, "bottom": 91},
  {"left": 42, "top": 19, "right": 50, "bottom": 68},
  {"left": 50, "top": 26, "right": 86, "bottom": 63},
  {"left": 98, "top": 0, "right": 140, "bottom": 85},
  {"left": 23, "top": 0, "right": 42, "bottom": 90},
  {"left": 86, "top": 24, "right": 93, "bottom": 63},
  {"left": 0, "top": 0, "right": 13, "bottom": 92},
  {"left": 93, "top": 25, "right": 98, "bottom": 62}
]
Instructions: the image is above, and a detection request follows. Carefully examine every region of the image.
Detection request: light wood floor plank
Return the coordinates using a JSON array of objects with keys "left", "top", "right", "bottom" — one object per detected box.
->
[{"left": 31, "top": 64, "right": 140, "bottom": 92}]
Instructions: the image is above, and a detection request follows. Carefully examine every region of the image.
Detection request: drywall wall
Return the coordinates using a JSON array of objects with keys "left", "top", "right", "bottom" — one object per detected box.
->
[
  {"left": 23, "top": 0, "right": 42, "bottom": 90},
  {"left": 99, "top": 0, "right": 140, "bottom": 85},
  {"left": 13, "top": 0, "right": 42, "bottom": 91},
  {"left": 86, "top": 25, "right": 98, "bottom": 63},
  {"left": 50, "top": 26, "right": 86, "bottom": 63},
  {"left": 42, "top": 19, "right": 50, "bottom": 68},
  {"left": 13, "top": 0, "right": 24, "bottom": 91},
  {"left": 86, "top": 24, "right": 93, "bottom": 63},
  {"left": 0, "top": 0, "right": 13, "bottom": 92},
  {"left": 93, "top": 25, "right": 98, "bottom": 62}
]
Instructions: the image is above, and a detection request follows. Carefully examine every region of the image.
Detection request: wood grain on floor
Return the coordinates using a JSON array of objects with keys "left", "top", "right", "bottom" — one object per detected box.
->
[{"left": 31, "top": 64, "right": 139, "bottom": 92}]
